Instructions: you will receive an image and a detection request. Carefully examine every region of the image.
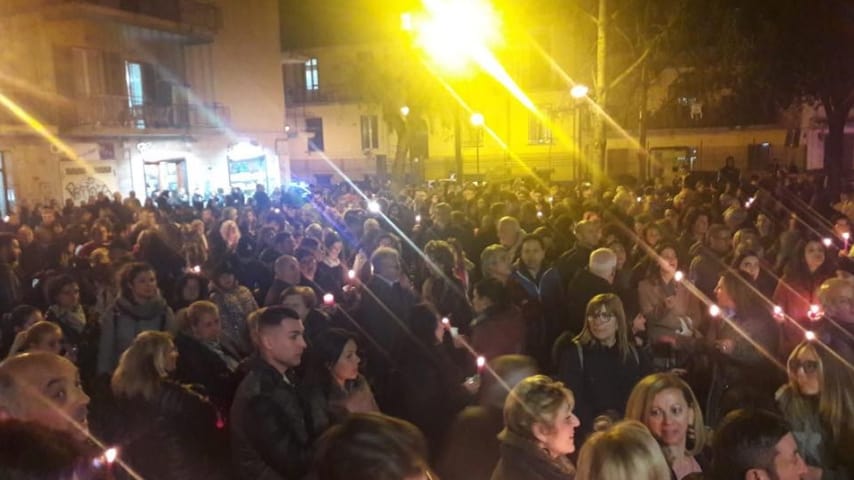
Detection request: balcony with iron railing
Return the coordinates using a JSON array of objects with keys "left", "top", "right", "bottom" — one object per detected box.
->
[
  {"left": 61, "top": 95, "right": 230, "bottom": 134},
  {"left": 41, "top": 0, "right": 221, "bottom": 43}
]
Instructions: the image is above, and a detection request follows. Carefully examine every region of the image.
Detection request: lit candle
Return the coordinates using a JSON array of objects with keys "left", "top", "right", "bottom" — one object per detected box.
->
[
  {"left": 476, "top": 355, "right": 486, "bottom": 372},
  {"left": 441, "top": 317, "right": 450, "bottom": 327},
  {"left": 674, "top": 270, "right": 684, "bottom": 282},
  {"left": 823, "top": 237, "right": 833, "bottom": 248},
  {"left": 536, "top": 211, "right": 543, "bottom": 219},
  {"left": 773, "top": 305, "right": 784, "bottom": 318},
  {"left": 192, "top": 265, "right": 201, "bottom": 274},
  {"left": 805, "top": 330, "right": 816, "bottom": 341},
  {"left": 347, "top": 269, "right": 356, "bottom": 281},
  {"left": 708, "top": 304, "right": 721, "bottom": 317},
  {"left": 844, "top": 232, "right": 850, "bottom": 251},
  {"left": 415, "top": 214, "right": 422, "bottom": 223},
  {"left": 808, "top": 304, "right": 822, "bottom": 321},
  {"left": 104, "top": 447, "right": 118, "bottom": 464},
  {"left": 323, "top": 293, "right": 335, "bottom": 306}
]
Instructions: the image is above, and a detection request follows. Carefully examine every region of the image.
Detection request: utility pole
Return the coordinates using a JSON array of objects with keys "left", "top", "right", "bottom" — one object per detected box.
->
[{"left": 594, "top": 0, "right": 608, "bottom": 180}]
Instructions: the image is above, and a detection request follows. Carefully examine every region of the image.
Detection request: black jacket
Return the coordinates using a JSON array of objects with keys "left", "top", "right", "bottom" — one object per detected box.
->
[
  {"left": 110, "top": 381, "right": 230, "bottom": 480},
  {"left": 565, "top": 268, "right": 614, "bottom": 335},
  {"left": 230, "top": 357, "right": 325, "bottom": 480},
  {"left": 174, "top": 332, "right": 241, "bottom": 414}
]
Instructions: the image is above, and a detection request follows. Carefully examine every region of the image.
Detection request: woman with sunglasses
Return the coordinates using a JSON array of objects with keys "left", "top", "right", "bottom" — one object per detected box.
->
[
  {"left": 776, "top": 340, "right": 854, "bottom": 479},
  {"left": 555, "top": 293, "right": 649, "bottom": 444}
]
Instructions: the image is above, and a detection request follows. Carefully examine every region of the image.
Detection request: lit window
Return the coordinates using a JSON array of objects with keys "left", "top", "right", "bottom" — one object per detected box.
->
[
  {"left": 304, "top": 58, "right": 319, "bottom": 91},
  {"left": 360, "top": 115, "right": 379, "bottom": 150}
]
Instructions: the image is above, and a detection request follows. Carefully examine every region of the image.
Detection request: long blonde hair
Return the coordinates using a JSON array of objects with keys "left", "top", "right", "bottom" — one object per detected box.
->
[
  {"left": 576, "top": 420, "right": 671, "bottom": 480},
  {"left": 785, "top": 341, "right": 854, "bottom": 446},
  {"left": 625, "top": 373, "right": 707, "bottom": 457},
  {"left": 111, "top": 331, "right": 174, "bottom": 401},
  {"left": 574, "top": 293, "right": 633, "bottom": 362}
]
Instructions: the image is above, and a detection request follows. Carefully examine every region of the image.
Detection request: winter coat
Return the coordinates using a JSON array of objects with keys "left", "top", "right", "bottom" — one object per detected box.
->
[
  {"left": 490, "top": 429, "right": 575, "bottom": 480},
  {"left": 96, "top": 296, "right": 175, "bottom": 374},
  {"left": 230, "top": 357, "right": 325, "bottom": 480},
  {"left": 173, "top": 332, "right": 241, "bottom": 414},
  {"left": 555, "top": 340, "right": 647, "bottom": 443},
  {"left": 110, "top": 381, "right": 229, "bottom": 480},
  {"left": 0, "top": 261, "right": 21, "bottom": 314}
]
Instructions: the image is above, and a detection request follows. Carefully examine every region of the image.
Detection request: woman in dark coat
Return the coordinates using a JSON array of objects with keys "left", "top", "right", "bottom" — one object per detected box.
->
[
  {"left": 708, "top": 271, "right": 781, "bottom": 425},
  {"left": 387, "top": 304, "right": 474, "bottom": 457},
  {"left": 109, "top": 330, "right": 229, "bottom": 480},
  {"left": 491, "top": 375, "right": 578, "bottom": 480},
  {"left": 555, "top": 293, "right": 648, "bottom": 444},
  {"left": 172, "top": 300, "right": 241, "bottom": 415},
  {"left": 44, "top": 274, "right": 99, "bottom": 385},
  {"left": 772, "top": 238, "right": 835, "bottom": 353}
]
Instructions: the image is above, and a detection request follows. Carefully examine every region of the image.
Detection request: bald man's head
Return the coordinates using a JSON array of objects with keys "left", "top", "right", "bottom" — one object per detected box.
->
[
  {"left": 0, "top": 353, "right": 89, "bottom": 440},
  {"left": 588, "top": 248, "right": 617, "bottom": 284}
]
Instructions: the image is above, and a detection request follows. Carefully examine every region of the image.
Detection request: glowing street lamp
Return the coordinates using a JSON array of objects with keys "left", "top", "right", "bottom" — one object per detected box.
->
[
  {"left": 570, "top": 84, "right": 590, "bottom": 99},
  {"left": 400, "top": 105, "right": 410, "bottom": 117},
  {"left": 411, "top": 0, "right": 500, "bottom": 73},
  {"left": 470, "top": 112, "right": 485, "bottom": 175}
]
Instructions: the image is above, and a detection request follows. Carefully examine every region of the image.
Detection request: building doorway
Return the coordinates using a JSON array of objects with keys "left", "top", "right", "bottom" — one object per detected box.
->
[{"left": 144, "top": 158, "right": 187, "bottom": 198}]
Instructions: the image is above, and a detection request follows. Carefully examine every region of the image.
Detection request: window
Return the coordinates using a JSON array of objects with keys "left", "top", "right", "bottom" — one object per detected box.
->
[
  {"left": 305, "top": 58, "right": 319, "bottom": 91},
  {"left": 528, "top": 110, "right": 553, "bottom": 144},
  {"left": 305, "top": 117, "right": 324, "bottom": 152},
  {"left": 125, "top": 61, "right": 146, "bottom": 128},
  {"left": 360, "top": 115, "right": 379, "bottom": 150}
]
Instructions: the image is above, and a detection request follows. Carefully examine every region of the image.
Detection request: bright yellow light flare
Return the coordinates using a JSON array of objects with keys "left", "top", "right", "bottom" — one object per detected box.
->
[
  {"left": 0, "top": 92, "right": 90, "bottom": 173},
  {"left": 469, "top": 112, "right": 484, "bottom": 126},
  {"left": 570, "top": 84, "right": 590, "bottom": 99},
  {"left": 414, "top": 0, "right": 500, "bottom": 73},
  {"left": 400, "top": 105, "right": 410, "bottom": 117}
]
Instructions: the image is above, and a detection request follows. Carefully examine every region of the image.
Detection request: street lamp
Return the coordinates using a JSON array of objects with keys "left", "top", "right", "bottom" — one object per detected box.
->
[
  {"left": 400, "top": 105, "right": 410, "bottom": 117},
  {"left": 470, "top": 112, "right": 484, "bottom": 175},
  {"left": 570, "top": 84, "right": 589, "bottom": 99}
]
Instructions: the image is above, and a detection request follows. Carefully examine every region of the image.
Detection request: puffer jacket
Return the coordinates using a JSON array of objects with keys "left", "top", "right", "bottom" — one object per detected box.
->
[
  {"left": 96, "top": 296, "right": 175, "bottom": 374},
  {"left": 230, "top": 357, "right": 326, "bottom": 480}
]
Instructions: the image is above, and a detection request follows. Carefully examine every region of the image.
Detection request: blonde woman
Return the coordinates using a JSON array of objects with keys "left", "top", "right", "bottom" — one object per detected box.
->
[
  {"left": 576, "top": 420, "right": 671, "bottom": 480},
  {"left": 776, "top": 340, "right": 854, "bottom": 479},
  {"left": 110, "top": 331, "right": 228, "bottom": 480},
  {"left": 555, "top": 293, "right": 648, "bottom": 443},
  {"left": 491, "top": 375, "right": 578, "bottom": 480},
  {"left": 626, "top": 373, "right": 709, "bottom": 479}
]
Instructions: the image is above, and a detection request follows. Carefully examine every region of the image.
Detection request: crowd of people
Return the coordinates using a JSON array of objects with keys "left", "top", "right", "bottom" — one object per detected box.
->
[{"left": 0, "top": 164, "right": 852, "bottom": 480}]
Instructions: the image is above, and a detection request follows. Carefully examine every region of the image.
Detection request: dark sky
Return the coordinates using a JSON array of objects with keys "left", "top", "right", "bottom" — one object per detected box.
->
[{"left": 279, "top": 0, "right": 419, "bottom": 49}]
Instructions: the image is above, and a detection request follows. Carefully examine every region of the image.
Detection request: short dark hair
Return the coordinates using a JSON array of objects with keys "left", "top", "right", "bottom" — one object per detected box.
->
[
  {"left": 314, "top": 413, "right": 429, "bottom": 480},
  {"left": 45, "top": 275, "right": 78, "bottom": 305},
  {"left": 118, "top": 262, "right": 155, "bottom": 300},
  {"left": 256, "top": 306, "right": 301, "bottom": 332},
  {"left": 473, "top": 277, "right": 510, "bottom": 309},
  {"left": 710, "top": 409, "right": 791, "bottom": 480},
  {"left": 273, "top": 232, "right": 293, "bottom": 244},
  {"left": 520, "top": 233, "right": 545, "bottom": 250}
]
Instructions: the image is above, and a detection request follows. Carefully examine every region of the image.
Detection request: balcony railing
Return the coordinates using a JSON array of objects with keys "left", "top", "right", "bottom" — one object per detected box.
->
[
  {"left": 65, "top": 95, "right": 229, "bottom": 131},
  {"left": 44, "top": 0, "right": 221, "bottom": 33}
]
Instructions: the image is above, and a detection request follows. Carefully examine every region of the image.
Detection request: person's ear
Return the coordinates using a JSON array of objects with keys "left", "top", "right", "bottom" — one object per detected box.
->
[
  {"left": 744, "top": 469, "right": 769, "bottom": 480},
  {"left": 531, "top": 422, "right": 550, "bottom": 445}
]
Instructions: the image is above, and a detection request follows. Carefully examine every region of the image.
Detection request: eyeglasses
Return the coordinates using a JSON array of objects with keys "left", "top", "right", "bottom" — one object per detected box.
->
[
  {"left": 588, "top": 312, "right": 616, "bottom": 323},
  {"left": 789, "top": 359, "right": 819, "bottom": 374}
]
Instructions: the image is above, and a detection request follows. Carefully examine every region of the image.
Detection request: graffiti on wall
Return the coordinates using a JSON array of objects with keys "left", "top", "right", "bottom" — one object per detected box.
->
[{"left": 65, "top": 177, "right": 112, "bottom": 203}]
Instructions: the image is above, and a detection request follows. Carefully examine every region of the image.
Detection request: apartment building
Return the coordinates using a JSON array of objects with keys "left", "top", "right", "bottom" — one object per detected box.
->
[{"left": 0, "top": 0, "right": 287, "bottom": 212}]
